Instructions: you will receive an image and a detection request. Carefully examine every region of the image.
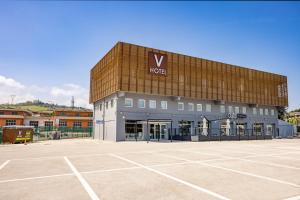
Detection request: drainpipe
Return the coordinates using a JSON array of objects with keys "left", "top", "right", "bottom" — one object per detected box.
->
[
  {"left": 93, "top": 104, "right": 95, "bottom": 139},
  {"left": 103, "top": 98, "right": 105, "bottom": 140}
]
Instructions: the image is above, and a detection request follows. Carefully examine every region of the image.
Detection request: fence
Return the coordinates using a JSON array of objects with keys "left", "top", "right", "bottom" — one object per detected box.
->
[
  {"left": 32, "top": 126, "right": 93, "bottom": 141},
  {"left": 170, "top": 128, "right": 273, "bottom": 141},
  {"left": 0, "top": 127, "right": 2, "bottom": 144},
  {"left": 125, "top": 127, "right": 275, "bottom": 142}
]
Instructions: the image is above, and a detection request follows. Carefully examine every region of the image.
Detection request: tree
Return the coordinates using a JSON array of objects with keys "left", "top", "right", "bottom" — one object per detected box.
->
[{"left": 277, "top": 106, "right": 287, "bottom": 120}]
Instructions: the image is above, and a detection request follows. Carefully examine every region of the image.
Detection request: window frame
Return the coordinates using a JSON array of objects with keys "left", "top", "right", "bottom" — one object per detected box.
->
[
  {"left": 206, "top": 104, "right": 211, "bottom": 112},
  {"left": 242, "top": 107, "right": 247, "bottom": 114},
  {"left": 220, "top": 105, "right": 225, "bottom": 113},
  {"left": 111, "top": 99, "right": 114, "bottom": 108},
  {"left": 253, "top": 107, "right": 257, "bottom": 115},
  {"left": 149, "top": 100, "right": 156, "bottom": 109},
  {"left": 259, "top": 108, "right": 264, "bottom": 115},
  {"left": 196, "top": 104, "right": 202, "bottom": 112},
  {"left": 6, "top": 119, "right": 16, "bottom": 126},
  {"left": 188, "top": 103, "right": 194, "bottom": 111},
  {"left": 73, "top": 121, "right": 82, "bottom": 128},
  {"left": 265, "top": 108, "right": 269, "bottom": 116},
  {"left": 235, "top": 106, "right": 239, "bottom": 114},
  {"left": 178, "top": 102, "right": 184, "bottom": 111},
  {"left": 161, "top": 101, "right": 168, "bottom": 110},
  {"left": 124, "top": 98, "right": 133, "bottom": 108},
  {"left": 228, "top": 106, "right": 233, "bottom": 113},
  {"left": 271, "top": 109, "right": 275, "bottom": 116},
  {"left": 138, "top": 99, "right": 146, "bottom": 109}
]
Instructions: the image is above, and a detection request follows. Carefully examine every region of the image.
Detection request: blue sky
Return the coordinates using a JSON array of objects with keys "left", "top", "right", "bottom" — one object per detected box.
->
[{"left": 0, "top": 2, "right": 299, "bottom": 110}]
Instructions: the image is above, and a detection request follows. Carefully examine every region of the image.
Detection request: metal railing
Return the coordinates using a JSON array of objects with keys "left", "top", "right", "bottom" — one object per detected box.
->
[
  {"left": 168, "top": 128, "right": 273, "bottom": 141},
  {"left": 0, "top": 127, "right": 2, "bottom": 144},
  {"left": 33, "top": 126, "right": 93, "bottom": 141}
]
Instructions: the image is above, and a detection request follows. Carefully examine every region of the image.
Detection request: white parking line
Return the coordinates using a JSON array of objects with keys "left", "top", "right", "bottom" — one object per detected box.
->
[
  {"left": 64, "top": 157, "right": 100, "bottom": 200},
  {"left": 110, "top": 153, "right": 230, "bottom": 200},
  {"left": 201, "top": 163, "right": 300, "bottom": 188},
  {"left": 0, "top": 173, "right": 74, "bottom": 184},
  {"left": 284, "top": 195, "right": 300, "bottom": 200},
  {"left": 161, "top": 153, "right": 300, "bottom": 188},
  {"left": 81, "top": 166, "right": 141, "bottom": 174},
  {"left": 0, "top": 160, "right": 10, "bottom": 170},
  {"left": 181, "top": 150, "right": 300, "bottom": 170}
]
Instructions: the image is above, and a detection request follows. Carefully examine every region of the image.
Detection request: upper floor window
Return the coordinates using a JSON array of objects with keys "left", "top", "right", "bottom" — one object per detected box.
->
[
  {"left": 188, "top": 103, "right": 194, "bottom": 111},
  {"left": 30, "top": 121, "right": 39, "bottom": 128},
  {"left": 206, "top": 104, "right": 211, "bottom": 112},
  {"left": 220, "top": 105, "right": 225, "bottom": 113},
  {"left": 235, "top": 107, "right": 239, "bottom": 114},
  {"left": 99, "top": 103, "right": 102, "bottom": 111},
  {"left": 124, "top": 98, "right": 133, "bottom": 107},
  {"left": 88, "top": 121, "right": 93, "bottom": 127},
  {"left": 138, "top": 99, "right": 145, "bottom": 108},
  {"left": 253, "top": 108, "right": 257, "bottom": 115},
  {"left": 259, "top": 108, "right": 263, "bottom": 115},
  {"left": 242, "top": 107, "right": 247, "bottom": 114},
  {"left": 105, "top": 101, "right": 109, "bottom": 109},
  {"left": 196, "top": 104, "right": 202, "bottom": 112},
  {"left": 75, "top": 112, "right": 80, "bottom": 117},
  {"left": 161, "top": 101, "right": 168, "bottom": 110},
  {"left": 271, "top": 109, "right": 275, "bottom": 116},
  {"left": 111, "top": 99, "right": 114, "bottom": 108},
  {"left": 149, "top": 100, "right": 156, "bottom": 109},
  {"left": 265, "top": 108, "right": 269, "bottom": 116},
  {"left": 228, "top": 106, "right": 233, "bottom": 113},
  {"left": 12, "top": 111, "right": 18, "bottom": 115},
  {"left": 178, "top": 102, "right": 184, "bottom": 111},
  {"left": 0, "top": 112, "right": 4, "bottom": 115}
]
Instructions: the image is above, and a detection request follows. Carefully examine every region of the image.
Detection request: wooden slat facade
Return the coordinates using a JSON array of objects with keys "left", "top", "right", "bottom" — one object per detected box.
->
[{"left": 90, "top": 42, "right": 288, "bottom": 107}]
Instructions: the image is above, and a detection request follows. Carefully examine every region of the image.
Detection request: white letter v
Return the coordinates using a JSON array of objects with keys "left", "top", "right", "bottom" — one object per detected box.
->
[{"left": 154, "top": 54, "right": 164, "bottom": 67}]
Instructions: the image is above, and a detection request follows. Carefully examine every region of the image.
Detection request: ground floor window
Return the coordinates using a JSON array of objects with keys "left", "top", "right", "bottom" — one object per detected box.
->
[
  {"left": 45, "top": 121, "right": 53, "bottom": 127},
  {"left": 125, "top": 120, "right": 143, "bottom": 140},
  {"left": 253, "top": 123, "right": 264, "bottom": 136},
  {"left": 266, "top": 124, "right": 275, "bottom": 135},
  {"left": 237, "top": 123, "right": 247, "bottom": 136},
  {"left": 197, "top": 121, "right": 210, "bottom": 136},
  {"left": 178, "top": 121, "right": 193, "bottom": 136},
  {"left": 59, "top": 120, "right": 67, "bottom": 127},
  {"left": 29, "top": 121, "right": 39, "bottom": 128},
  {"left": 220, "top": 121, "right": 228, "bottom": 136},
  {"left": 73, "top": 121, "right": 82, "bottom": 128},
  {"left": 6, "top": 120, "right": 16, "bottom": 126}
]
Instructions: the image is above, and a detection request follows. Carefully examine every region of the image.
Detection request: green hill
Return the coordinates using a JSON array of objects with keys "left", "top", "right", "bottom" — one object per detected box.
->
[{"left": 0, "top": 100, "right": 90, "bottom": 112}]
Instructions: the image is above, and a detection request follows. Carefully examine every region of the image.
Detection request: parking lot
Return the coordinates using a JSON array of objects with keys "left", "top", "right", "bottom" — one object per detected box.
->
[{"left": 0, "top": 139, "right": 299, "bottom": 200}]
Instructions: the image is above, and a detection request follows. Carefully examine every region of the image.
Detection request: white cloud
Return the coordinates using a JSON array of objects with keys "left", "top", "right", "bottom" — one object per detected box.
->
[
  {"left": 0, "top": 75, "right": 91, "bottom": 108},
  {"left": 0, "top": 75, "right": 24, "bottom": 89}
]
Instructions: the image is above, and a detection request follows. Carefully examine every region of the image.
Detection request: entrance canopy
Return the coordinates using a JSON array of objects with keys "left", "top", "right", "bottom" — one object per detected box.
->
[{"left": 146, "top": 119, "right": 173, "bottom": 124}]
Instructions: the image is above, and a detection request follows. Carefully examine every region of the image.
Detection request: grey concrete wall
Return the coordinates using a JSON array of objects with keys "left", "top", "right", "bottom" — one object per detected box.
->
[
  {"left": 116, "top": 92, "right": 278, "bottom": 141},
  {"left": 93, "top": 93, "right": 118, "bottom": 141},
  {"left": 95, "top": 92, "right": 279, "bottom": 141}
]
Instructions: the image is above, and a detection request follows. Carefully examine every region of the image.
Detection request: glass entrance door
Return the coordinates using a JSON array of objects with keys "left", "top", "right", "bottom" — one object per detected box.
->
[{"left": 149, "top": 123, "right": 168, "bottom": 140}]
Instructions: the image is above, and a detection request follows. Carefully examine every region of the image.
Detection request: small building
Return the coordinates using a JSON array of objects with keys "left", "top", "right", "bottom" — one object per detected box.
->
[
  {"left": 286, "top": 112, "right": 300, "bottom": 134},
  {"left": 52, "top": 109, "right": 93, "bottom": 129},
  {"left": 0, "top": 109, "right": 32, "bottom": 127},
  {"left": 90, "top": 42, "right": 288, "bottom": 141},
  {"left": 1, "top": 108, "right": 93, "bottom": 129},
  {"left": 277, "top": 120, "right": 295, "bottom": 138},
  {"left": 24, "top": 111, "right": 54, "bottom": 128}
]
